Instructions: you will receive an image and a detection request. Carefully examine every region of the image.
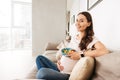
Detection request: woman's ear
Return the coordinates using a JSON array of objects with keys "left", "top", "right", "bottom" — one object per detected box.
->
[{"left": 87, "top": 22, "right": 91, "bottom": 27}]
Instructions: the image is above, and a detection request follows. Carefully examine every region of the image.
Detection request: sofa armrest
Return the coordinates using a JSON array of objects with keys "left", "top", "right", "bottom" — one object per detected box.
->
[
  {"left": 91, "top": 50, "right": 120, "bottom": 80},
  {"left": 44, "top": 42, "right": 59, "bottom": 51}
]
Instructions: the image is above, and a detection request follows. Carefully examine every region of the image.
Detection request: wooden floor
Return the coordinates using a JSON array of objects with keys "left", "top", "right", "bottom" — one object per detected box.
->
[{"left": 0, "top": 50, "right": 35, "bottom": 80}]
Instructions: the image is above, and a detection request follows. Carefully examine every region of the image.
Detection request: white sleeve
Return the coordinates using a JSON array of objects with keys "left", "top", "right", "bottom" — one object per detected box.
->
[{"left": 87, "top": 36, "right": 99, "bottom": 49}]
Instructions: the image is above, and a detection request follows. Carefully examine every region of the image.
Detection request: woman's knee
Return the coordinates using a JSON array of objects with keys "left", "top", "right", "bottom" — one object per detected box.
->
[
  {"left": 36, "top": 68, "right": 49, "bottom": 79},
  {"left": 36, "top": 55, "right": 44, "bottom": 62}
]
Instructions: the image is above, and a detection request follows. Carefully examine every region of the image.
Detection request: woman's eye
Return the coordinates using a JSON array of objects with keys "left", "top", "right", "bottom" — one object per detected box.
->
[
  {"left": 80, "top": 20, "right": 84, "bottom": 22},
  {"left": 76, "top": 19, "right": 84, "bottom": 23}
]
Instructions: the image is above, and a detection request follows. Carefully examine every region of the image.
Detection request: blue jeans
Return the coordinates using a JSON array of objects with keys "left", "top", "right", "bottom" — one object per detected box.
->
[{"left": 36, "top": 55, "right": 70, "bottom": 80}]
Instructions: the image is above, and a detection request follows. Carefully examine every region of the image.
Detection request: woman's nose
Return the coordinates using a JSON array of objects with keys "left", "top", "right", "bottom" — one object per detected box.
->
[{"left": 75, "top": 22, "right": 79, "bottom": 26}]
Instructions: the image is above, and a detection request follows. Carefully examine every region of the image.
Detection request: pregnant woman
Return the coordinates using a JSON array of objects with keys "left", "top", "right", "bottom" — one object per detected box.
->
[{"left": 35, "top": 11, "right": 109, "bottom": 80}]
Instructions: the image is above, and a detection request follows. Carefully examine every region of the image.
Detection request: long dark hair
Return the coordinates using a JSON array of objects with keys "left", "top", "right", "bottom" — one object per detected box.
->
[{"left": 78, "top": 12, "right": 94, "bottom": 50}]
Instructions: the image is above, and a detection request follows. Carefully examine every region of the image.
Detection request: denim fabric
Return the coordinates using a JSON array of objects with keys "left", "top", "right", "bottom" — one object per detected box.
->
[
  {"left": 36, "top": 55, "right": 59, "bottom": 71},
  {"left": 36, "top": 55, "right": 70, "bottom": 80},
  {"left": 36, "top": 68, "right": 70, "bottom": 80}
]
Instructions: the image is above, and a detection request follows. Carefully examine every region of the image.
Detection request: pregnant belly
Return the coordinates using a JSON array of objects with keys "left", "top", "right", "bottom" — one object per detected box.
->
[{"left": 60, "top": 56, "right": 78, "bottom": 73}]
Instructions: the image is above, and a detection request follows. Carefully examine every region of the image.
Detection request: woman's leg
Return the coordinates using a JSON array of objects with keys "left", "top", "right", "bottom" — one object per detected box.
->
[
  {"left": 36, "top": 68, "right": 70, "bottom": 80},
  {"left": 36, "top": 55, "right": 59, "bottom": 71}
]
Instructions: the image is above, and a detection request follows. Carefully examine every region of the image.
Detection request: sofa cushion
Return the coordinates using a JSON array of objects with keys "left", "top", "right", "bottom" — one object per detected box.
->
[
  {"left": 92, "top": 50, "right": 120, "bottom": 80},
  {"left": 43, "top": 50, "right": 58, "bottom": 63},
  {"left": 57, "top": 40, "right": 69, "bottom": 49},
  {"left": 44, "top": 42, "right": 59, "bottom": 50},
  {"left": 69, "top": 57, "right": 95, "bottom": 80}
]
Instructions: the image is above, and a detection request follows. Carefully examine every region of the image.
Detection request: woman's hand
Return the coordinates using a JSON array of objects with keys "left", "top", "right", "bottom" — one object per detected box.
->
[
  {"left": 57, "top": 60, "right": 64, "bottom": 71},
  {"left": 68, "top": 52, "right": 81, "bottom": 60}
]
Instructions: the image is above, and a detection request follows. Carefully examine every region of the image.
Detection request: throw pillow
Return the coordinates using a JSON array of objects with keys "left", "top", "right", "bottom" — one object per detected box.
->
[
  {"left": 57, "top": 40, "right": 69, "bottom": 49},
  {"left": 44, "top": 42, "right": 59, "bottom": 50},
  {"left": 69, "top": 57, "right": 95, "bottom": 80}
]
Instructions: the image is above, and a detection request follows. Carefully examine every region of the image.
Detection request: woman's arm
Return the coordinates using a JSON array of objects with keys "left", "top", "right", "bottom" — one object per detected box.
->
[
  {"left": 66, "top": 41, "right": 109, "bottom": 60},
  {"left": 84, "top": 41, "right": 109, "bottom": 57}
]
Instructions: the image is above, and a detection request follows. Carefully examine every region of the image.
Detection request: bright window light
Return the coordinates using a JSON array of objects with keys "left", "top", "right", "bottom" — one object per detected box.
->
[{"left": 0, "top": 0, "right": 32, "bottom": 51}]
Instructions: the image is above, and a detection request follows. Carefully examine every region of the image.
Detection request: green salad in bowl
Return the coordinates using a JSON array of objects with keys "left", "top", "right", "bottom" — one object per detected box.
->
[{"left": 61, "top": 48, "right": 76, "bottom": 57}]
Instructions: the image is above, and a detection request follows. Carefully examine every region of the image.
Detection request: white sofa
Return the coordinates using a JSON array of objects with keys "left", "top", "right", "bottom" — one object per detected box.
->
[{"left": 25, "top": 42, "right": 120, "bottom": 80}]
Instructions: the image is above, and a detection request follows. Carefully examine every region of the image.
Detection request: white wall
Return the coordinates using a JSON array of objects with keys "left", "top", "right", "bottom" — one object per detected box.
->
[
  {"left": 69, "top": 0, "right": 87, "bottom": 37},
  {"left": 69, "top": 0, "right": 80, "bottom": 37},
  {"left": 67, "top": 0, "right": 74, "bottom": 11},
  {"left": 32, "top": 0, "right": 66, "bottom": 56},
  {"left": 89, "top": 0, "right": 120, "bottom": 50},
  {"left": 70, "top": 0, "right": 120, "bottom": 50}
]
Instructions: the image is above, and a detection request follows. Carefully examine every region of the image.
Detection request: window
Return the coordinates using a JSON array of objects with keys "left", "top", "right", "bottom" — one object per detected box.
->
[{"left": 0, "top": 0, "right": 32, "bottom": 51}]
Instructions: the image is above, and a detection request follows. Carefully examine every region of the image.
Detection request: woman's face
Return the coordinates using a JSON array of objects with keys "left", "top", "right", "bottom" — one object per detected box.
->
[{"left": 75, "top": 14, "right": 91, "bottom": 32}]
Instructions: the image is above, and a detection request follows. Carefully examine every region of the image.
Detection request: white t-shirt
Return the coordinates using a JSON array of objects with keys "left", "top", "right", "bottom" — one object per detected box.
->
[{"left": 60, "top": 35, "right": 99, "bottom": 74}]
